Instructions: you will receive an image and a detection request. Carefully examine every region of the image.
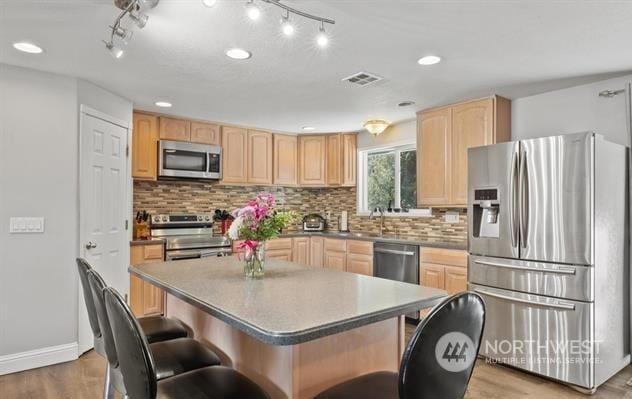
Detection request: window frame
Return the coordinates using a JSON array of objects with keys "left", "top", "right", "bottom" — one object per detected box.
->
[{"left": 357, "top": 141, "right": 431, "bottom": 217}]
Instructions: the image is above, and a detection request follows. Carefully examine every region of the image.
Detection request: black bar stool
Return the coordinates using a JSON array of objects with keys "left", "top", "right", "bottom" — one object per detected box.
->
[
  {"left": 314, "top": 292, "right": 486, "bottom": 399},
  {"left": 87, "top": 268, "right": 223, "bottom": 398},
  {"left": 77, "top": 258, "right": 188, "bottom": 344},
  {"left": 104, "top": 286, "right": 270, "bottom": 399}
]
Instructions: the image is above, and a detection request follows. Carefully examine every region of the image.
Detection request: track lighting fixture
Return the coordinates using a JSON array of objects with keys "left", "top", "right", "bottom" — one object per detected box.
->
[{"left": 104, "top": 0, "right": 159, "bottom": 59}]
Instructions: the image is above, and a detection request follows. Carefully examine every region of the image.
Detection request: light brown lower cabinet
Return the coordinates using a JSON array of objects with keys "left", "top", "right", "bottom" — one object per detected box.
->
[
  {"left": 346, "top": 254, "right": 373, "bottom": 276},
  {"left": 130, "top": 244, "right": 165, "bottom": 317},
  {"left": 265, "top": 238, "right": 293, "bottom": 260},
  {"left": 292, "top": 237, "right": 310, "bottom": 264},
  {"left": 309, "top": 237, "right": 324, "bottom": 267},
  {"left": 419, "top": 248, "right": 468, "bottom": 318},
  {"left": 323, "top": 250, "right": 346, "bottom": 271}
]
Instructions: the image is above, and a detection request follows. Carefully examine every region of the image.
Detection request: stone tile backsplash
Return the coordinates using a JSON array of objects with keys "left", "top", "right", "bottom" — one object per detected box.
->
[{"left": 134, "top": 180, "right": 467, "bottom": 243}]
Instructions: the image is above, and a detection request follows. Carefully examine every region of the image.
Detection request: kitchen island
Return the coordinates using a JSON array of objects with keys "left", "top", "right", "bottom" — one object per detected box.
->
[{"left": 130, "top": 257, "right": 446, "bottom": 399}]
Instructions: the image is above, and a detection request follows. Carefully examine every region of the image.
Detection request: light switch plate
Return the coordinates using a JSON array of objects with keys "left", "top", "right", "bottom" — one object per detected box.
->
[
  {"left": 443, "top": 212, "right": 460, "bottom": 224},
  {"left": 9, "top": 217, "right": 45, "bottom": 233}
]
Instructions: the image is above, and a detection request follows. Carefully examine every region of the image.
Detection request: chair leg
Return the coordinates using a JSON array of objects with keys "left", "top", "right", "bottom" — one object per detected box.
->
[{"left": 102, "top": 363, "right": 116, "bottom": 399}]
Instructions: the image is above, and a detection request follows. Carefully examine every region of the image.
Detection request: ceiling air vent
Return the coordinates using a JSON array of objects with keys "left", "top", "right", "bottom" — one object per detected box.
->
[{"left": 342, "top": 71, "right": 383, "bottom": 87}]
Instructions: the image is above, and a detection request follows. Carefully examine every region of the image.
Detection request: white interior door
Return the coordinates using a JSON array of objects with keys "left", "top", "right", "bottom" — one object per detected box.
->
[{"left": 78, "top": 107, "right": 129, "bottom": 354}]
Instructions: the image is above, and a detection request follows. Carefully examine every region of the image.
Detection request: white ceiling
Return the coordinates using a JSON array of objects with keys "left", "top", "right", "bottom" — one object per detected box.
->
[{"left": 1, "top": 0, "right": 631, "bottom": 133}]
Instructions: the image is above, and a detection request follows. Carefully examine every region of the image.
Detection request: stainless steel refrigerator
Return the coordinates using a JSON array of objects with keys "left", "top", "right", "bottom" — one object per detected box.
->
[{"left": 468, "top": 132, "right": 629, "bottom": 392}]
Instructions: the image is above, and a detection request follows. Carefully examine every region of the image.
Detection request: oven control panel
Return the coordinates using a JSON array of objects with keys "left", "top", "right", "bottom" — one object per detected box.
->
[{"left": 152, "top": 214, "right": 213, "bottom": 225}]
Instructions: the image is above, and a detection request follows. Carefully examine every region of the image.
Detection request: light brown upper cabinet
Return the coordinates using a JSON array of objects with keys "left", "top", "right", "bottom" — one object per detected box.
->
[
  {"left": 221, "top": 126, "right": 248, "bottom": 184},
  {"left": 159, "top": 117, "right": 190, "bottom": 142},
  {"left": 326, "top": 134, "right": 342, "bottom": 185},
  {"left": 341, "top": 134, "right": 357, "bottom": 186},
  {"left": 273, "top": 134, "right": 298, "bottom": 185},
  {"left": 132, "top": 112, "right": 159, "bottom": 181},
  {"left": 298, "top": 135, "right": 327, "bottom": 186},
  {"left": 247, "top": 130, "right": 273, "bottom": 185},
  {"left": 417, "top": 96, "right": 511, "bottom": 207},
  {"left": 190, "top": 121, "right": 221, "bottom": 146}
]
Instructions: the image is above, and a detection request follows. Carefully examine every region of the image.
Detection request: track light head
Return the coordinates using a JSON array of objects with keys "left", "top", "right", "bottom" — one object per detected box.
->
[
  {"left": 316, "top": 25, "right": 328, "bottom": 47},
  {"left": 246, "top": 0, "right": 261, "bottom": 20},
  {"left": 280, "top": 13, "right": 294, "bottom": 36},
  {"left": 129, "top": 9, "right": 149, "bottom": 28},
  {"left": 104, "top": 41, "right": 124, "bottom": 59},
  {"left": 113, "top": 26, "right": 134, "bottom": 45}
]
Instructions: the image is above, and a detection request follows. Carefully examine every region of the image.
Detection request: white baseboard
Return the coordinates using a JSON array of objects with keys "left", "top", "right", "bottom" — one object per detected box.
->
[{"left": 0, "top": 342, "right": 78, "bottom": 376}]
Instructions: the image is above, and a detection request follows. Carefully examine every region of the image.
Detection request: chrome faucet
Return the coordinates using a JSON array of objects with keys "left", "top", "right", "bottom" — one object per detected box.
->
[{"left": 369, "top": 207, "right": 386, "bottom": 236}]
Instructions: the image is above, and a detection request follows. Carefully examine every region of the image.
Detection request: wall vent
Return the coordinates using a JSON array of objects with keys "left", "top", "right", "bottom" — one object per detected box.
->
[{"left": 341, "top": 71, "right": 383, "bottom": 86}]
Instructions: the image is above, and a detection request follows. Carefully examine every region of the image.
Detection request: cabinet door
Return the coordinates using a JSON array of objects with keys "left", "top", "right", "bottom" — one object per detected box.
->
[
  {"left": 267, "top": 249, "right": 292, "bottom": 261},
  {"left": 130, "top": 244, "right": 164, "bottom": 317},
  {"left": 451, "top": 98, "right": 494, "bottom": 205},
  {"left": 292, "top": 237, "right": 310, "bottom": 265},
  {"left": 274, "top": 134, "right": 298, "bottom": 185},
  {"left": 444, "top": 265, "right": 467, "bottom": 295},
  {"left": 299, "top": 136, "right": 326, "bottom": 186},
  {"left": 420, "top": 262, "right": 445, "bottom": 289},
  {"left": 159, "top": 117, "right": 190, "bottom": 142},
  {"left": 417, "top": 108, "right": 451, "bottom": 206},
  {"left": 221, "top": 126, "right": 248, "bottom": 183},
  {"left": 326, "top": 134, "right": 342, "bottom": 186},
  {"left": 247, "top": 130, "right": 273, "bottom": 185},
  {"left": 346, "top": 254, "right": 373, "bottom": 276},
  {"left": 309, "top": 237, "right": 324, "bottom": 267},
  {"left": 342, "top": 134, "right": 357, "bottom": 186},
  {"left": 324, "top": 250, "right": 346, "bottom": 271},
  {"left": 190, "top": 121, "right": 221, "bottom": 146},
  {"left": 132, "top": 113, "right": 158, "bottom": 180}
]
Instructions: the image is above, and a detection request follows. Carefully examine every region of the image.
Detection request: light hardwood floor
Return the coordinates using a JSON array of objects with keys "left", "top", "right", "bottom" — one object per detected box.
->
[{"left": 1, "top": 328, "right": 631, "bottom": 399}]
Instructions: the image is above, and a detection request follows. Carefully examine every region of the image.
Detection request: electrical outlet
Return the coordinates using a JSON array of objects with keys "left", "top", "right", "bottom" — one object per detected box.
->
[
  {"left": 9, "top": 217, "right": 45, "bottom": 233},
  {"left": 443, "top": 212, "right": 459, "bottom": 224}
]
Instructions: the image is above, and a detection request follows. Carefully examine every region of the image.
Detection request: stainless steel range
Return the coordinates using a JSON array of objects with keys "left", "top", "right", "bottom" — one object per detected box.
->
[{"left": 151, "top": 214, "right": 231, "bottom": 261}]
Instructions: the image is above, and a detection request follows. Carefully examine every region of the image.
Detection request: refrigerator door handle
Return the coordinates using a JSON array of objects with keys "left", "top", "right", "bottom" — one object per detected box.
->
[
  {"left": 509, "top": 148, "right": 519, "bottom": 248},
  {"left": 473, "top": 259, "right": 577, "bottom": 275},
  {"left": 474, "top": 288, "right": 576, "bottom": 311},
  {"left": 519, "top": 149, "right": 529, "bottom": 248}
]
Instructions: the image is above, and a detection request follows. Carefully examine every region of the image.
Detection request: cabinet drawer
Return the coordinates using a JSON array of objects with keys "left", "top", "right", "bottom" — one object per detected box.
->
[
  {"left": 266, "top": 248, "right": 292, "bottom": 261},
  {"left": 347, "top": 240, "right": 373, "bottom": 256},
  {"left": 324, "top": 238, "right": 346, "bottom": 252},
  {"left": 143, "top": 245, "right": 164, "bottom": 261},
  {"left": 266, "top": 238, "right": 293, "bottom": 250},
  {"left": 420, "top": 247, "right": 467, "bottom": 267}
]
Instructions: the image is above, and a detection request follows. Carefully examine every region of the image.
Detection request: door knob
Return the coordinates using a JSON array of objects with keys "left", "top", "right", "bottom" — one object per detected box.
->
[{"left": 85, "top": 242, "right": 97, "bottom": 250}]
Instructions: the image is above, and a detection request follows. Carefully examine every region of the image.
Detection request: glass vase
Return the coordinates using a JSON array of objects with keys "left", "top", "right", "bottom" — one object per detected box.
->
[
  {"left": 243, "top": 248, "right": 255, "bottom": 278},
  {"left": 253, "top": 245, "right": 265, "bottom": 278}
]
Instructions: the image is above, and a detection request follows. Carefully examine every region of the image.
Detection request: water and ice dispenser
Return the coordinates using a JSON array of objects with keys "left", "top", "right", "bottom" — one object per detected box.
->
[{"left": 472, "top": 188, "right": 500, "bottom": 238}]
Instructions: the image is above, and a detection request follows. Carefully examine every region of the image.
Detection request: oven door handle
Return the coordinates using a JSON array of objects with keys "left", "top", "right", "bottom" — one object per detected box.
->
[
  {"left": 473, "top": 259, "right": 576, "bottom": 275},
  {"left": 474, "top": 288, "right": 576, "bottom": 311}
]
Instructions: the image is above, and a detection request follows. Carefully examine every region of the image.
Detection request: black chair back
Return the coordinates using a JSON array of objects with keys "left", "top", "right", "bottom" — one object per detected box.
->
[
  {"left": 87, "top": 269, "right": 119, "bottom": 367},
  {"left": 399, "top": 292, "right": 485, "bottom": 399},
  {"left": 76, "top": 258, "right": 101, "bottom": 339},
  {"left": 104, "top": 287, "right": 158, "bottom": 399}
]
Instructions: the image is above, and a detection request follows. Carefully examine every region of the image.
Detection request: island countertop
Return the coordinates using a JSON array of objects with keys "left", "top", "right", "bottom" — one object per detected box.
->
[{"left": 129, "top": 257, "right": 447, "bottom": 345}]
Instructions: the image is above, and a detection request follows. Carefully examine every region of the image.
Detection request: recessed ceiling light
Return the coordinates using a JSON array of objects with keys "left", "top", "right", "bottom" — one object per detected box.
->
[
  {"left": 155, "top": 101, "right": 172, "bottom": 108},
  {"left": 302, "top": 126, "right": 316, "bottom": 131},
  {"left": 202, "top": 0, "right": 218, "bottom": 7},
  {"left": 13, "top": 42, "right": 44, "bottom": 54},
  {"left": 417, "top": 55, "right": 441, "bottom": 66},
  {"left": 397, "top": 101, "right": 416, "bottom": 107},
  {"left": 226, "top": 48, "right": 252, "bottom": 60}
]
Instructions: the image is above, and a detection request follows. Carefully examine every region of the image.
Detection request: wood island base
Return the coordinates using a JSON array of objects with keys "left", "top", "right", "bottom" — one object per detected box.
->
[{"left": 166, "top": 294, "right": 406, "bottom": 399}]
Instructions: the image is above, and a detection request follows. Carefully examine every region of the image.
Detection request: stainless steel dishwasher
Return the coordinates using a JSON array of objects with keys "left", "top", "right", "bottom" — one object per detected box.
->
[{"left": 373, "top": 241, "right": 420, "bottom": 320}]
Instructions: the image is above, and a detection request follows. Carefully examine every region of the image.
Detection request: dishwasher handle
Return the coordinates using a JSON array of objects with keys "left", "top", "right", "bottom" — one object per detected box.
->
[{"left": 374, "top": 248, "right": 416, "bottom": 256}]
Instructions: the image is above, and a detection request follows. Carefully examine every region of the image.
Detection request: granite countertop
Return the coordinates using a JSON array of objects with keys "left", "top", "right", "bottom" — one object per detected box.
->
[
  {"left": 279, "top": 231, "right": 467, "bottom": 251},
  {"left": 130, "top": 257, "right": 447, "bottom": 345},
  {"left": 130, "top": 238, "right": 165, "bottom": 246}
]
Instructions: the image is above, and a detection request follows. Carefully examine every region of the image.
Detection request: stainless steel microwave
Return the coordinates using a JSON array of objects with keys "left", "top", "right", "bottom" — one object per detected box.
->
[{"left": 158, "top": 140, "right": 222, "bottom": 180}]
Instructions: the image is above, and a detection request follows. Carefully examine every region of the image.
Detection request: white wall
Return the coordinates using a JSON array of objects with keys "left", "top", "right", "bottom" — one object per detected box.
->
[
  {"left": 0, "top": 64, "right": 132, "bottom": 373},
  {"left": 512, "top": 74, "right": 632, "bottom": 145},
  {"left": 0, "top": 65, "right": 79, "bottom": 358}
]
